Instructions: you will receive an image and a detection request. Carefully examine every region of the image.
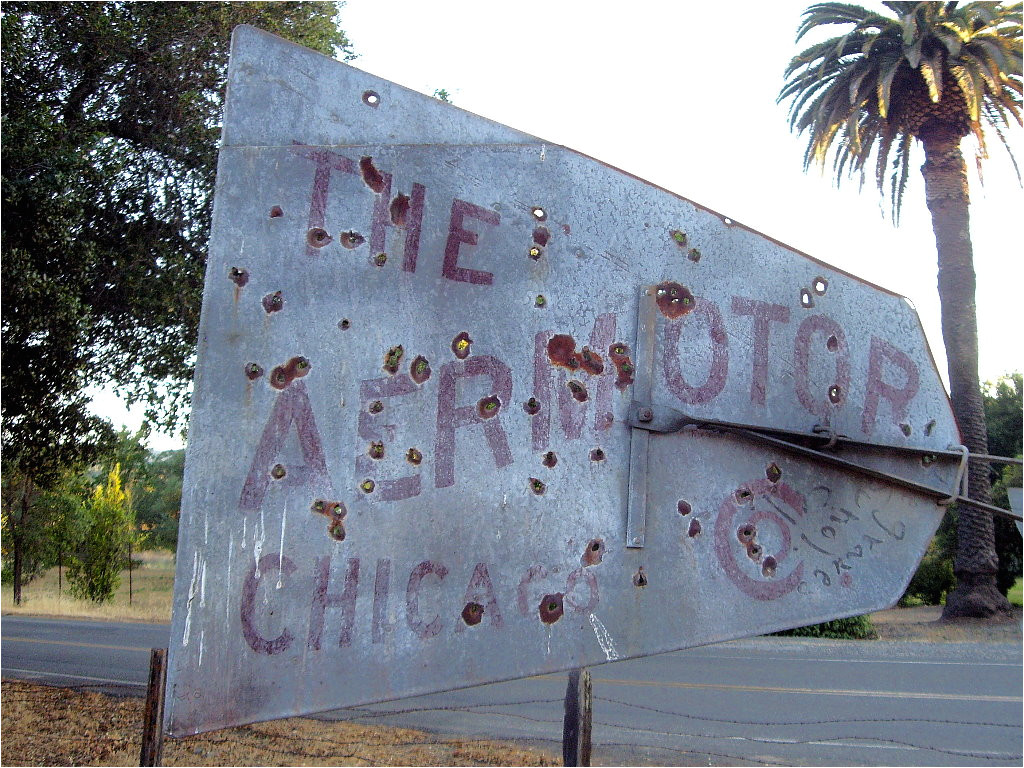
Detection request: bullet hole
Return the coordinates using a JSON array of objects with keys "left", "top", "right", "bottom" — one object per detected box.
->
[
  {"left": 924, "top": 419, "right": 936, "bottom": 436},
  {"left": 688, "top": 248, "right": 702, "bottom": 262},
  {"left": 269, "top": 356, "right": 311, "bottom": 390},
  {"left": 813, "top": 277, "right": 829, "bottom": 295},
  {"left": 766, "top": 463, "right": 782, "bottom": 483},
  {"left": 900, "top": 423, "right": 912, "bottom": 437},
  {"left": 633, "top": 567, "right": 648, "bottom": 588},
  {"left": 723, "top": 217, "right": 733, "bottom": 225},
  {"left": 368, "top": 442, "right": 385, "bottom": 460},
  {"left": 535, "top": 295, "right": 546, "bottom": 307},
  {"left": 688, "top": 518, "right": 702, "bottom": 537},
  {"left": 410, "top": 355, "right": 431, "bottom": 384},
  {"left": 312, "top": 499, "right": 347, "bottom": 541},
  {"left": 461, "top": 602, "right": 484, "bottom": 626},
  {"left": 359, "top": 156, "right": 386, "bottom": 193},
  {"left": 262, "top": 291, "right": 284, "bottom": 314},
  {"left": 531, "top": 207, "right": 547, "bottom": 221},
  {"left": 369, "top": 400, "right": 384, "bottom": 414},
  {"left": 747, "top": 543, "right": 763, "bottom": 562},
  {"left": 338, "top": 318, "right": 351, "bottom": 330},
  {"left": 478, "top": 395, "right": 501, "bottom": 418},
  {"left": 533, "top": 226, "right": 550, "bottom": 246},
  {"left": 542, "top": 451, "right": 558, "bottom": 468},
  {"left": 245, "top": 363, "right": 264, "bottom": 381},
  {"left": 762, "top": 556, "right": 777, "bottom": 577},
  {"left": 567, "top": 380, "right": 588, "bottom": 402},
  {"left": 735, "top": 487, "right": 753, "bottom": 504},
  {"left": 608, "top": 343, "right": 634, "bottom": 390},
  {"left": 269, "top": 206, "right": 283, "bottom": 218},
  {"left": 270, "top": 464, "right": 286, "bottom": 480},
  {"left": 826, "top": 334, "right": 839, "bottom": 352},
  {"left": 451, "top": 332, "right": 472, "bottom": 359},
  {"left": 383, "top": 345, "right": 404, "bottom": 375},
  {"left": 362, "top": 90, "right": 380, "bottom": 107},
  {"left": 406, "top": 448, "right": 423, "bottom": 465},
  {"left": 538, "top": 593, "right": 563, "bottom": 623},
  {"left": 800, "top": 288, "right": 814, "bottom": 308},
  {"left": 828, "top": 385, "right": 843, "bottom": 404},
  {"left": 360, "top": 479, "right": 375, "bottom": 494},
  {"left": 373, "top": 252, "right": 387, "bottom": 267},
  {"left": 921, "top": 453, "right": 938, "bottom": 466},
  {"left": 654, "top": 281, "right": 695, "bottom": 319},
  {"left": 590, "top": 448, "right": 606, "bottom": 462},
  {"left": 670, "top": 229, "right": 688, "bottom": 247},
  {"left": 340, "top": 230, "right": 365, "bottom": 249},
  {"left": 737, "top": 524, "right": 757, "bottom": 544},
  {"left": 524, "top": 398, "right": 541, "bottom": 415},
  {"left": 528, "top": 246, "right": 544, "bottom": 260},
  {"left": 229, "top": 267, "right": 249, "bottom": 287},
  {"left": 307, "top": 227, "right": 332, "bottom": 248},
  {"left": 582, "top": 538, "right": 604, "bottom": 566},
  {"left": 547, "top": 335, "right": 605, "bottom": 375},
  {"left": 529, "top": 477, "right": 546, "bottom": 495},
  {"left": 390, "top": 194, "right": 410, "bottom": 226}
]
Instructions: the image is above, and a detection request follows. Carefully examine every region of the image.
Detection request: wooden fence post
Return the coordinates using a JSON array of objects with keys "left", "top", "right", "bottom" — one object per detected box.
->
[
  {"left": 140, "top": 648, "right": 167, "bottom": 766},
  {"left": 562, "top": 667, "right": 592, "bottom": 766}
]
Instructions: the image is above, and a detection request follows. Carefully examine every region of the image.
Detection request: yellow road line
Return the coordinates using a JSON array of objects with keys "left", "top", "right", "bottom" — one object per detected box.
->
[
  {"left": 536, "top": 675, "right": 1021, "bottom": 703},
  {"left": 3, "top": 636, "right": 149, "bottom": 653}
]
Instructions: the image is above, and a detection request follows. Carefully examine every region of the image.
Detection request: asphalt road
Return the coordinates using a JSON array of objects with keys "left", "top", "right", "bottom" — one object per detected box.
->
[{"left": 2, "top": 615, "right": 1021, "bottom": 766}]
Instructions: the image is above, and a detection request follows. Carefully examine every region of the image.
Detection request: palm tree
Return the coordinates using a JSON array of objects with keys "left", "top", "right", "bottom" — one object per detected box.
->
[{"left": 779, "top": 1, "right": 1022, "bottom": 618}]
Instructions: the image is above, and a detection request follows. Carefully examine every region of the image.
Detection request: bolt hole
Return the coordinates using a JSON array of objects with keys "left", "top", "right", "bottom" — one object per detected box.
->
[{"left": 362, "top": 90, "right": 380, "bottom": 107}]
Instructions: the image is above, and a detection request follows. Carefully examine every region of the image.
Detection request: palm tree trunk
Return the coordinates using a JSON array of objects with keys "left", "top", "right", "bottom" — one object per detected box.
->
[{"left": 920, "top": 129, "right": 1010, "bottom": 619}]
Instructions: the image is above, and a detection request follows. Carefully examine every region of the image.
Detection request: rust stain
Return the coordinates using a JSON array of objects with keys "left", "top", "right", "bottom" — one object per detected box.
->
[
  {"left": 390, "top": 193, "right": 410, "bottom": 226},
  {"left": 340, "top": 231, "right": 365, "bottom": 249},
  {"left": 581, "top": 538, "right": 604, "bottom": 566},
  {"left": 406, "top": 447, "right": 423, "bottom": 465},
  {"left": 532, "top": 226, "right": 550, "bottom": 246},
  {"left": 269, "top": 356, "right": 310, "bottom": 390},
  {"left": 608, "top": 342, "right": 634, "bottom": 390},
  {"left": 547, "top": 335, "right": 606, "bottom": 376},
  {"left": 542, "top": 451, "right": 557, "bottom": 468},
  {"left": 677, "top": 499, "right": 691, "bottom": 516},
  {"left": 245, "top": 363, "right": 264, "bottom": 381},
  {"left": 269, "top": 206, "right": 283, "bottom": 218},
  {"left": 633, "top": 567, "right": 648, "bottom": 587},
  {"left": 529, "top": 477, "right": 546, "bottom": 495},
  {"left": 477, "top": 395, "right": 501, "bottom": 419},
  {"left": 262, "top": 291, "right": 284, "bottom": 314},
  {"left": 368, "top": 442, "right": 385, "bottom": 460},
  {"left": 654, "top": 282, "right": 695, "bottom": 319},
  {"left": 523, "top": 397, "right": 541, "bottom": 415},
  {"left": 590, "top": 447, "right": 605, "bottom": 462},
  {"left": 688, "top": 518, "right": 702, "bottom": 538},
  {"left": 383, "top": 345, "right": 404, "bottom": 375},
  {"left": 451, "top": 332, "right": 472, "bottom": 360},
  {"left": 306, "top": 227, "right": 332, "bottom": 248},
  {"left": 359, "top": 156, "right": 386, "bottom": 193},
  {"left": 567, "top": 380, "right": 588, "bottom": 402},
  {"left": 312, "top": 499, "right": 347, "bottom": 542},
  {"left": 461, "top": 602, "right": 484, "bottom": 626},
  {"left": 229, "top": 267, "right": 249, "bottom": 287},
  {"left": 410, "top": 355, "right": 431, "bottom": 384},
  {"left": 369, "top": 400, "right": 384, "bottom": 414},
  {"left": 538, "top": 593, "right": 564, "bottom": 624}
]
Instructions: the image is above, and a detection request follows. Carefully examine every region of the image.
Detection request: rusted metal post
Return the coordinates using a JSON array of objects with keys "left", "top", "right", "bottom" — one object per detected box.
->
[
  {"left": 140, "top": 648, "right": 167, "bottom": 766},
  {"left": 562, "top": 667, "right": 592, "bottom": 766},
  {"left": 128, "top": 539, "right": 133, "bottom": 606}
]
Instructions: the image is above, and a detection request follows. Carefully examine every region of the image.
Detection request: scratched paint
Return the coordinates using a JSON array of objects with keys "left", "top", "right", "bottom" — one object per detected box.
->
[{"left": 165, "top": 26, "right": 962, "bottom": 738}]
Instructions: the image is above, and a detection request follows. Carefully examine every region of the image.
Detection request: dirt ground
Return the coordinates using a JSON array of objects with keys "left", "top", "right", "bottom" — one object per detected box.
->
[
  {"left": 2, "top": 606, "right": 1019, "bottom": 767},
  {"left": 0, "top": 680, "right": 560, "bottom": 767}
]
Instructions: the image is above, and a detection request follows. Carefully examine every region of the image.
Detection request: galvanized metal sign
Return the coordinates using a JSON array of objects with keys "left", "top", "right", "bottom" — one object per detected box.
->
[{"left": 166, "top": 25, "right": 964, "bottom": 736}]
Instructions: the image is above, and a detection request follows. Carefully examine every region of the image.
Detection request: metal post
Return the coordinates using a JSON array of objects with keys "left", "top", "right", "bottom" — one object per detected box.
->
[
  {"left": 562, "top": 667, "right": 592, "bottom": 767},
  {"left": 128, "top": 539, "right": 133, "bottom": 606},
  {"left": 140, "top": 648, "right": 167, "bottom": 766}
]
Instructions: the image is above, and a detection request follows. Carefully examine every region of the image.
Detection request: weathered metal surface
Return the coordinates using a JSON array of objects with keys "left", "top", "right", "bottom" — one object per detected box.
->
[{"left": 165, "top": 25, "right": 963, "bottom": 736}]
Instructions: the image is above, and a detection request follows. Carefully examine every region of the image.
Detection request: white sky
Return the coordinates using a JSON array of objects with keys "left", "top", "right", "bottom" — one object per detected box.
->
[{"left": 94, "top": 0, "right": 1023, "bottom": 451}]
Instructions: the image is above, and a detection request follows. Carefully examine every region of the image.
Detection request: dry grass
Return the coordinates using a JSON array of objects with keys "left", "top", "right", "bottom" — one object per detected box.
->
[
  {"left": 0, "top": 681, "right": 560, "bottom": 767},
  {"left": 1, "top": 551, "right": 174, "bottom": 623}
]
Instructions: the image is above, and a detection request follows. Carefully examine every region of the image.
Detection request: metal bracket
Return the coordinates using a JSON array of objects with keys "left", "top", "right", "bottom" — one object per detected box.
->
[{"left": 624, "top": 288, "right": 658, "bottom": 548}]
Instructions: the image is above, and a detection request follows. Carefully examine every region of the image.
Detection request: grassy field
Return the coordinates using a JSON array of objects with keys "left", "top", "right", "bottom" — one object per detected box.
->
[
  {"left": 0, "top": 550, "right": 174, "bottom": 623},
  {"left": 1009, "top": 577, "right": 1023, "bottom": 607}
]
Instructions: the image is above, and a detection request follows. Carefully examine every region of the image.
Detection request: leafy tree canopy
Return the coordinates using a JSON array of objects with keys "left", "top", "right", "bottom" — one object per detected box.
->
[{"left": 1, "top": 1, "right": 354, "bottom": 470}]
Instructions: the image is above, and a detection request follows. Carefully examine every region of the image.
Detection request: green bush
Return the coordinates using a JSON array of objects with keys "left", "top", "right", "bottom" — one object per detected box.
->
[
  {"left": 900, "top": 536, "right": 956, "bottom": 605},
  {"left": 774, "top": 614, "right": 877, "bottom": 639}
]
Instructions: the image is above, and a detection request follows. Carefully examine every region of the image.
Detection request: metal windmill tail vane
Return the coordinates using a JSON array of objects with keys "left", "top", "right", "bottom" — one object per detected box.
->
[{"left": 163, "top": 25, "right": 1015, "bottom": 738}]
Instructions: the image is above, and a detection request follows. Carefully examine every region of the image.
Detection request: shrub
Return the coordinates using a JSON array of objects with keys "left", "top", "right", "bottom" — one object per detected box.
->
[{"left": 774, "top": 614, "right": 876, "bottom": 640}]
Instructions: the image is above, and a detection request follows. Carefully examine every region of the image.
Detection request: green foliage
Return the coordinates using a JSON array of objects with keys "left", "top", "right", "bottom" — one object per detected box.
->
[
  {"left": 779, "top": 2, "right": 1022, "bottom": 219},
  {"left": 1, "top": 1, "right": 354, "bottom": 451},
  {"left": 66, "top": 464, "right": 142, "bottom": 603},
  {"left": 984, "top": 373, "right": 1023, "bottom": 595},
  {"left": 433, "top": 88, "right": 453, "bottom": 103},
  {"left": 774, "top": 614, "right": 877, "bottom": 640},
  {"left": 133, "top": 449, "right": 184, "bottom": 551},
  {"left": 900, "top": 535, "right": 956, "bottom": 605}
]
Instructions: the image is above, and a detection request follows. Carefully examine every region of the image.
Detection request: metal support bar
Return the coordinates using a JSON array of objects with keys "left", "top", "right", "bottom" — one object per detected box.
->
[
  {"left": 624, "top": 288, "right": 659, "bottom": 548},
  {"left": 562, "top": 668, "right": 592, "bottom": 767},
  {"left": 140, "top": 648, "right": 167, "bottom": 767}
]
